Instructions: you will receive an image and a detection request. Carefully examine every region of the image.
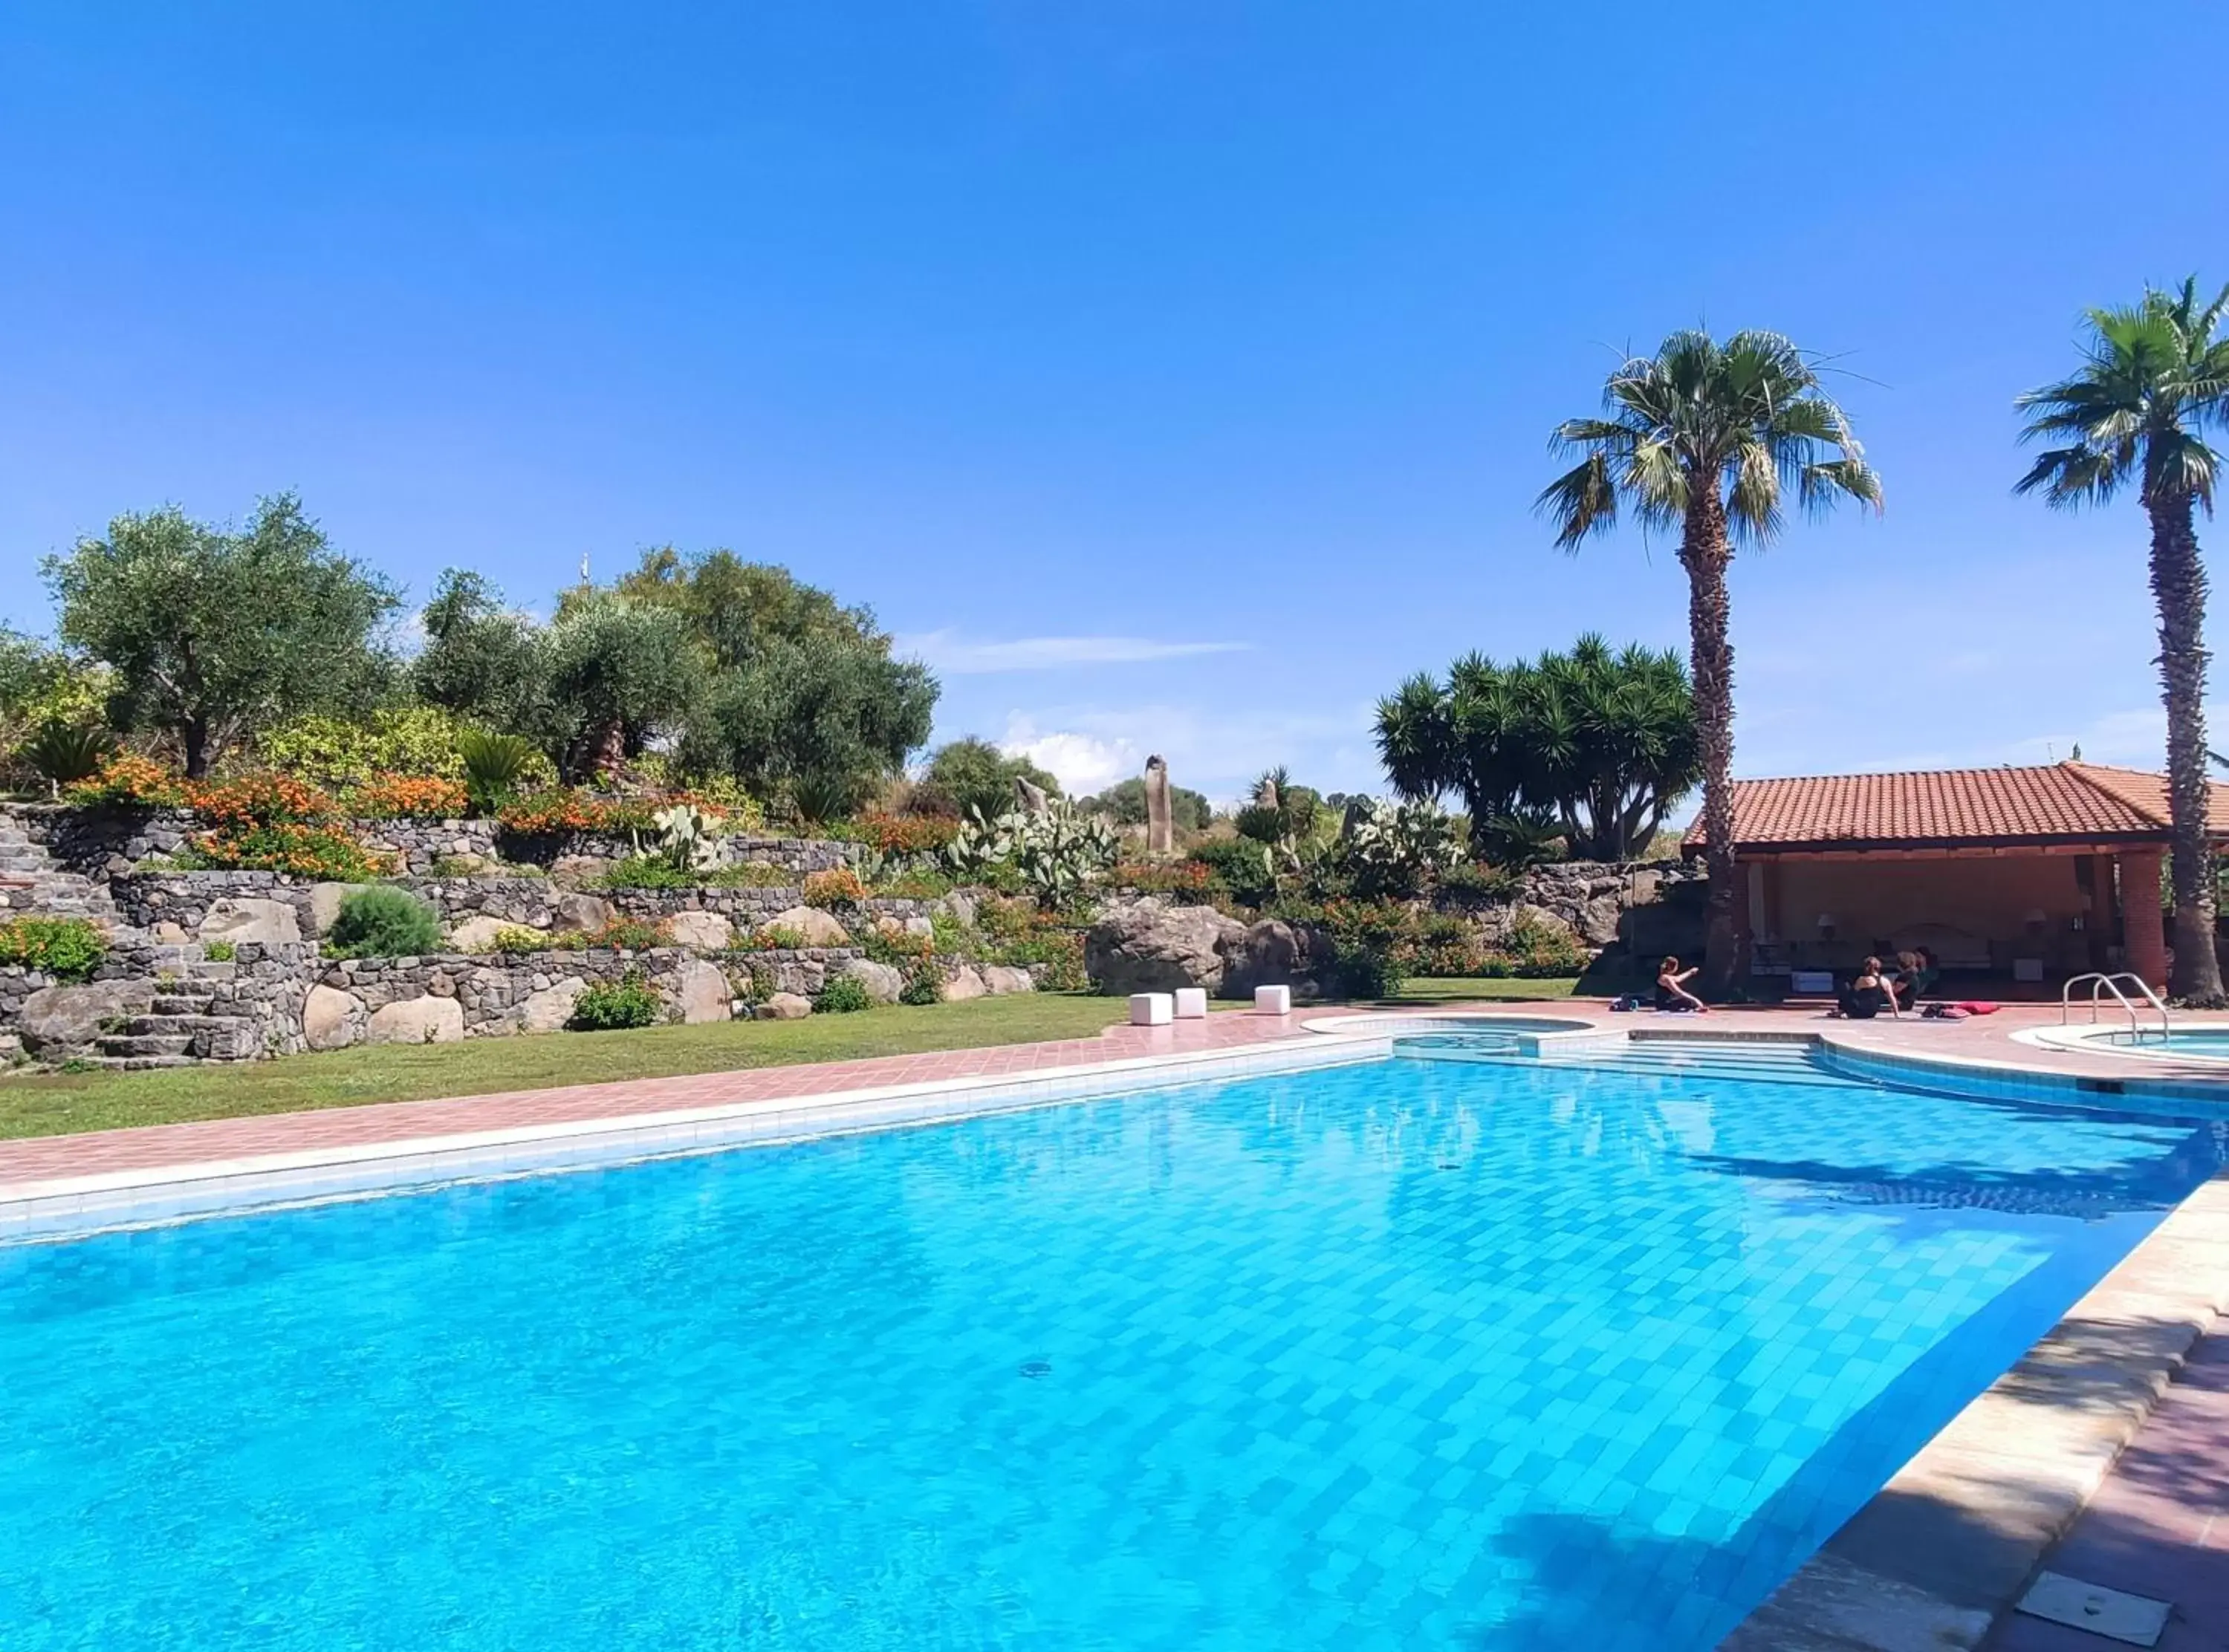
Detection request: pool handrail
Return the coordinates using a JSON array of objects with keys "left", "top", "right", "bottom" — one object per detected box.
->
[{"left": 2060, "top": 971, "right": 2173, "bottom": 1041}]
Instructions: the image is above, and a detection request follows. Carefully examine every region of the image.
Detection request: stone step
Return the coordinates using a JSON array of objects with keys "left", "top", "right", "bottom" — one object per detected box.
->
[
  {"left": 186, "top": 960, "right": 238, "bottom": 981},
  {"left": 123, "top": 1014, "right": 249, "bottom": 1038},
  {"left": 149, "top": 995, "right": 221, "bottom": 1016},
  {"left": 74, "top": 1053, "right": 200, "bottom": 1070},
  {"left": 94, "top": 1033, "right": 197, "bottom": 1058}
]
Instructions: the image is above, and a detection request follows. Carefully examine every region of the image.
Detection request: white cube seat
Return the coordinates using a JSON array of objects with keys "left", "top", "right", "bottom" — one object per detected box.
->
[
  {"left": 1129, "top": 992, "right": 1174, "bottom": 1026},
  {"left": 1172, "top": 988, "right": 1208, "bottom": 1019},
  {"left": 1254, "top": 984, "right": 1292, "bottom": 1015}
]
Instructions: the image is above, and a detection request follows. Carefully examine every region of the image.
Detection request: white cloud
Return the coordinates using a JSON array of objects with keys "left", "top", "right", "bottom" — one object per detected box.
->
[
  {"left": 989, "top": 702, "right": 1379, "bottom": 802},
  {"left": 999, "top": 726, "right": 1139, "bottom": 795},
  {"left": 896, "top": 629, "right": 1251, "bottom": 674}
]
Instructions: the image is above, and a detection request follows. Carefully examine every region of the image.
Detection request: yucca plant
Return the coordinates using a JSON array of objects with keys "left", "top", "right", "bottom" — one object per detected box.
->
[
  {"left": 456, "top": 729, "right": 540, "bottom": 815},
  {"left": 21, "top": 721, "right": 115, "bottom": 796}
]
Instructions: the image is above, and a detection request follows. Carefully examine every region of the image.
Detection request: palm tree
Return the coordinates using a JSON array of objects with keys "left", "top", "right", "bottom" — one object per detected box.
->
[
  {"left": 2017, "top": 278, "right": 2229, "bottom": 1005},
  {"left": 1539, "top": 331, "right": 1881, "bottom": 996}
]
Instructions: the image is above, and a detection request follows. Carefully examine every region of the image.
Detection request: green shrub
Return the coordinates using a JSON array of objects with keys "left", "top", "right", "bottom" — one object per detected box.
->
[
  {"left": 814, "top": 974, "right": 875, "bottom": 1013},
  {"left": 20, "top": 721, "right": 115, "bottom": 791},
  {"left": 1190, "top": 837, "right": 1277, "bottom": 906},
  {"left": 898, "top": 963, "right": 942, "bottom": 1006},
  {"left": 0, "top": 916, "right": 107, "bottom": 982},
  {"left": 202, "top": 938, "right": 237, "bottom": 963},
  {"left": 260, "top": 706, "right": 481, "bottom": 790},
  {"left": 325, "top": 888, "right": 442, "bottom": 959},
  {"left": 487, "top": 926, "right": 550, "bottom": 955},
  {"left": 456, "top": 729, "right": 545, "bottom": 813},
  {"left": 568, "top": 971, "right": 663, "bottom": 1030},
  {"left": 1438, "top": 860, "right": 1521, "bottom": 903}
]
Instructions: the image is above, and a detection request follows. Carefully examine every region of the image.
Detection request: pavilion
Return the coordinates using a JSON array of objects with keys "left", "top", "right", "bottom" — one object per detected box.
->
[{"left": 1683, "top": 761, "right": 2229, "bottom": 991}]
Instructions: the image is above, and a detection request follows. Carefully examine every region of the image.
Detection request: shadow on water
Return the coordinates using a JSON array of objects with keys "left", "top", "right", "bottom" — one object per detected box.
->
[{"left": 1448, "top": 1223, "right": 2210, "bottom": 1649}]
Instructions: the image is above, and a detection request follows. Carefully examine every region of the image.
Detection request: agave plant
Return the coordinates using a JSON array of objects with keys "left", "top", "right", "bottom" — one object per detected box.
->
[
  {"left": 20, "top": 721, "right": 115, "bottom": 795},
  {"left": 457, "top": 729, "right": 541, "bottom": 814}
]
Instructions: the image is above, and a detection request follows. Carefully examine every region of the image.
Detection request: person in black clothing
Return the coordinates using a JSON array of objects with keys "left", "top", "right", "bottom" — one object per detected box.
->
[
  {"left": 1655, "top": 956, "right": 1708, "bottom": 1013},
  {"left": 1834, "top": 956, "right": 1901, "bottom": 1020}
]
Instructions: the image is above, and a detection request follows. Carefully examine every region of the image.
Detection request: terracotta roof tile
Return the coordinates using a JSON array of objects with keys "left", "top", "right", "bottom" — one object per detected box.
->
[{"left": 1682, "top": 761, "right": 2229, "bottom": 852}]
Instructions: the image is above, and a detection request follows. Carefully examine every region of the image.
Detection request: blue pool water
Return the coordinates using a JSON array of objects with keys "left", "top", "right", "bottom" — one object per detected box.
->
[
  {"left": 2, "top": 1053, "right": 2219, "bottom": 1651},
  {"left": 2108, "top": 1027, "right": 2229, "bottom": 1059}
]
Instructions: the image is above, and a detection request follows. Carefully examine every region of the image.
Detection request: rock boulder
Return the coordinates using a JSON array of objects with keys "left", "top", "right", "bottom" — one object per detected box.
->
[
  {"left": 672, "top": 960, "right": 731, "bottom": 1024},
  {"left": 838, "top": 957, "right": 906, "bottom": 1005},
  {"left": 666, "top": 911, "right": 734, "bottom": 951},
  {"left": 1084, "top": 900, "right": 1247, "bottom": 995},
  {"left": 755, "top": 992, "right": 814, "bottom": 1021},
  {"left": 765, "top": 905, "right": 851, "bottom": 947},
  {"left": 16, "top": 979, "right": 157, "bottom": 1055},
  {"left": 365, "top": 996, "right": 465, "bottom": 1046},
  {"left": 981, "top": 965, "right": 1035, "bottom": 996},
  {"left": 516, "top": 978, "right": 587, "bottom": 1033},
  {"left": 1216, "top": 917, "right": 1318, "bottom": 1001},
  {"left": 551, "top": 893, "right": 614, "bottom": 935},
  {"left": 302, "top": 983, "right": 366, "bottom": 1051},
  {"left": 939, "top": 965, "right": 987, "bottom": 1002},
  {"left": 447, "top": 915, "right": 522, "bottom": 954},
  {"left": 307, "top": 883, "right": 372, "bottom": 938},
  {"left": 199, "top": 897, "right": 301, "bottom": 946}
]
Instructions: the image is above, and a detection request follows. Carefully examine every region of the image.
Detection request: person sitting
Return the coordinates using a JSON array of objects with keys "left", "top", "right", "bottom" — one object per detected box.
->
[
  {"left": 1833, "top": 956, "right": 1901, "bottom": 1020},
  {"left": 1655, "top": 956, "right": 1708, "bottom": 1014}
]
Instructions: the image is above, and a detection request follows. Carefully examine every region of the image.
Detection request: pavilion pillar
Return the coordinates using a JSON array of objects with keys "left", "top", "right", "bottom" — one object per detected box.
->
[{"left": 2120, "top": 850, "right": 2168, "bottom": 991}]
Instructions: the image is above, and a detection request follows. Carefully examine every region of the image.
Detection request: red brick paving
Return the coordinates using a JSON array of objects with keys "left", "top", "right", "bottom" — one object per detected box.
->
[
  {"left": 1983, "top": 1325, "right": 2229, "bottom": 1651},
  {"left": 0, "top": 1006, "right": 1330, "bottom": 1188}
]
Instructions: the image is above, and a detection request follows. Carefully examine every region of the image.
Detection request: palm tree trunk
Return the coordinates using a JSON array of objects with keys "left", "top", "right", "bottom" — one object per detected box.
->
[
  {"left": 1681, "top": 490, "right": 1740, "bottom": 997},
  {"left": 2147, "top": 485, "right": 2225, "bottom": 1004}
]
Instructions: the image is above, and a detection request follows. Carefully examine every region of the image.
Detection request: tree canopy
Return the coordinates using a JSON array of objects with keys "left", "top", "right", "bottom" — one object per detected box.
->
[
  {"left": 917, "top": 737, "right": 1062, "bottom": 819},
  {"left": 1077, "top": 775, "right": 1212, "bottom": 832},
  {"left": 2017, "top": 276, "right": 2229, "bottom": 1004},
  {"left": 1376, "top": 634, "right": 1698, "bottom": 862},
  {"left": 42, "top": 494, "right": 399, "bottom": 777}
]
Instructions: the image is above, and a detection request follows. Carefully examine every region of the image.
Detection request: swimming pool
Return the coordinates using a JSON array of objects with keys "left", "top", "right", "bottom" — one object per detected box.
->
[
  {"left": 2100, "top": 1027, "right": 2229, "bottom": 1060},
  {"left": 3, "top": 1048, "right": 2217, "bottom": 1651}
]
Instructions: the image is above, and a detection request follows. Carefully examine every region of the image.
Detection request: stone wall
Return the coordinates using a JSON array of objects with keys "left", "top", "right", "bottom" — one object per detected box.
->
[
  {"left": 307, "top": 945, "right": 866, "bottom": 1047},
  {"left": 1, "top": 803, "right": 862, "bottom": 880},
  {"left": 112, "top": 869, "right": 934, "bottom": 944},
  {"left": 1, "top": 939, "right": 319, "bottom": 1062}
]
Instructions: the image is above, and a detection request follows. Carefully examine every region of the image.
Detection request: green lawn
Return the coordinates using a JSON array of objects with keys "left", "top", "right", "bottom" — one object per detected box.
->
[
  {"left": 0, "top": 976, "right": 1588, "bottom": 1142},
  {"left": 0, "top": 995, "right": 1136, "bottom": 1142},
  {"left": 1378, "top": 976, "right": 1582, "bottom": 1005}
]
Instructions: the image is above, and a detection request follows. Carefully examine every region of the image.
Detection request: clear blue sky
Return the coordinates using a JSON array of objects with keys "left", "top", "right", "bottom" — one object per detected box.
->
[{"left": 3, "top": 3, "right": 2224, "bottom": 804}]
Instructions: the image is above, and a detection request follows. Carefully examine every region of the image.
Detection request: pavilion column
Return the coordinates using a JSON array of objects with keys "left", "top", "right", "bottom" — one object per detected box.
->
[{"left": 2120, "top": 850, "right": 2168, "bottom": 991}]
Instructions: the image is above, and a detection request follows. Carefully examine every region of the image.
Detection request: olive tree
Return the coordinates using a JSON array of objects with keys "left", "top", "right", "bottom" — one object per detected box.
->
[{"left": 43, "top": 494, "right": 398, "bottom": 777}]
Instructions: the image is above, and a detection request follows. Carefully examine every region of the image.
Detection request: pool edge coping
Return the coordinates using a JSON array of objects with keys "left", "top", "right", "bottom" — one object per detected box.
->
[
  {"left": 0, "top": 1029, "right": 1398, "bottom": 1241},
  {"left": 1718, "top": 1171, "right": 2229, "bottom": 1650}
]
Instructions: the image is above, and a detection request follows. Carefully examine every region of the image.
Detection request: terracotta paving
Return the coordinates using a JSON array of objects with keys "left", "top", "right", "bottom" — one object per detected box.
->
[
  {"left": 0, "top": 1006, "right": 1327, "bottom": 1188},
  {"left": 1983, "top": 1324, "right": 2229, "bottom": 1651}
]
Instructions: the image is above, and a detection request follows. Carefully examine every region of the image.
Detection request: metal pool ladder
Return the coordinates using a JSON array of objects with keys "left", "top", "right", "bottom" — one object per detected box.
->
[{"left": 2061, "top": 972, "right": 2175, "bottom": 1041}]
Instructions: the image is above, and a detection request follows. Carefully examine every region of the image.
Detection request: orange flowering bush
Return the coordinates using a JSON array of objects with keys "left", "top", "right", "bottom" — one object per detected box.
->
[
  {"left": 801, "top": 866, "right": 868, "bottom": 907},
  {"left": 65, "top": 753, "right": 187, "bottom": 809},
  {"left": 349, "top": 774, "right": 469, "bottom": 820},
  {"left": 185, "top": 772, "right": 337, "bottom": 827},
  {"left": 496, "top": 789, "right": 661, "bottom": 836},
  {"left": 846, "top": 813, "right": 961, "bottom": 854},
  {"left": 192, "top": 822, "right": 392, "bottom": 881}
]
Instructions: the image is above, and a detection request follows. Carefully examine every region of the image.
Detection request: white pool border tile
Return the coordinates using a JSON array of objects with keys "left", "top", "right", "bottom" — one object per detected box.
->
[{"left": 0, "top": 1032, "right": 1395, "bottom": 1243}]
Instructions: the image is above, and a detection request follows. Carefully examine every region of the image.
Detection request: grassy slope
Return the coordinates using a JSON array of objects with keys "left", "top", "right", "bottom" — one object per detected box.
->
[{"left": 0, "top": 978, "right": 1584, "bottom": 1142}]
